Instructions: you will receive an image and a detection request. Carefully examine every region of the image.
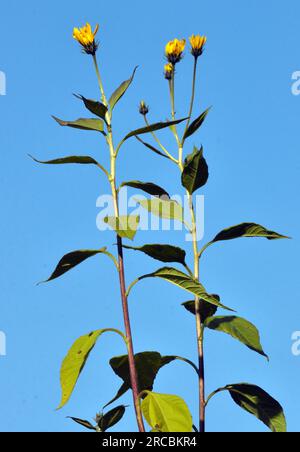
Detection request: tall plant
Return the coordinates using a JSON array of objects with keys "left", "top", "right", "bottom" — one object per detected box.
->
[{"left": 34, "top": 22, "right": 288, "bottom": 433}]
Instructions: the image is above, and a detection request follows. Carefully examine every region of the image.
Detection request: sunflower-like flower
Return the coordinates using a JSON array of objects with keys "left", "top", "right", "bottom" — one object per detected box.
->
[
  {"left": 73, "top": 23, "right": 99, "bottom": 55},
  {"left": 139, "top": 101, "right": 149, "bottom": 116},
  {"left": 164, "top": 63, "right": 174, "bottom": 80},
  {"left": 189, "top": 35, "right": 207, "bottom": 58},
  {"left": 165, "top": 39, "right": 186, "bottom": 65}
]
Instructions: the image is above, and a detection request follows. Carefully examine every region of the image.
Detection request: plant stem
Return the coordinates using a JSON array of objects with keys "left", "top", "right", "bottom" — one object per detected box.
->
[
  {"left": 117, "top": 240, "right": 145, "bottom": 432},
  {"left": 143, "top": 115, "right": 177, "bottom": 163},
  {"left": 93, "top": 55, "right": 108, "bottom": 106},
  {"left": 93, "top": 56, "right": 145, "bottom": 432},
  {"left": 182, "top": 58, "right": 198, "bottom": 145},
  {"left": 118, "top": 242, "right": 145, "bottom": 433},
  {"left": 169, "top": 76, "right": 181, "bottom": 147},
  {"left": 174, "top": 60, "right": 205, "bottom": 432},
  {"left": 110, "top": 170, "right": 145, "bottom": 433},
  {"left": 187, "top": 191, "right": 206, "bottom": 433}
]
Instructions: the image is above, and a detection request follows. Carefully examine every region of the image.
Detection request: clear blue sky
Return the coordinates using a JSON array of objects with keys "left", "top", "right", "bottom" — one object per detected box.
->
[{"left": 0, "top": 0, "right": 299, "bottom": 433}]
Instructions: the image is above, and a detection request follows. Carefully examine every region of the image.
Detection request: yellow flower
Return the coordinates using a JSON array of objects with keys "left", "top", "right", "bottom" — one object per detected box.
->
[
  {"left": 165, "top": 39, "right": 186, "bottom": 64},
  {"left": 73, "top": 23, "right": 99, "bottom": 55},
  {"left": 164, "top": 63, "right": 174, "bottom": 80},
  {"left": 189, "top": 35, "right": 207, "bottom": 58}
]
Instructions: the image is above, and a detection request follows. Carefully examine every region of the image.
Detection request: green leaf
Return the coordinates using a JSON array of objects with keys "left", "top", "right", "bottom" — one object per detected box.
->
[
  {"left": 99, "top": 406, "right": 126, "bottom": 432},
  {"left": 74, "top": 94, "right": 108, "bottom": 120},
  {"left": 212, "top": 223, "right": 289, "bottom": 243},
  {"left": 52, "top": 116, "right": 105, "bottom": 133},
  {"left": 205, "top": 316, "right": 268, "bottom": 359},
  {"left": 58, "top": 329, "right": 122, "bottom": 409},
  {"left": 183, "top": 107, "right": 211, "bottom": 140},
  {"left": 104, "top": 216, "right": 140, "bottom": 241},
  {"left": 112, "top": 352, "right": 162, "bottom": 390},
  {"left": 68, "top": 417, "right": 96, "bottom": 431},
  {"left": 123, "top": 244, "right": 186, "bottom": 265},
  {"left": 124, "top": 118, "right": 188, "bottom": 142},
  {"left": 105, "top": 383, "right": 129, "bottom": 408},
  {"left": 120, "top": 181, "right": 170, "bottom": 199},
  {"left": 109, "top": 67, "right": 138, "bottom": 111},
  {"left": 138, "top": 267, "right": 234, "bottom": 311},
  {"left": 136, "top": 198, "right": 184, "bottom": 223},
  {"left": 141, "top": 392, "right": 193, "bottom": 433},
  {"left": 181, "top": 146, "right": 209, "bottom": 194},
  {"left": 29, "top": 155, "right": 98, "bottom": 166},
  {"left": 208, "top": 384, "right": 287, "bottom": 432},
  {"left": 136, "top": 136, "right": 171, "bottom": 160},
  {"left": 182, "top": 299, "right": 218, "bottom": 322},
  {"left": 43, "top": 249, "right": 108, "bottom": 283},
  {"left": 105, "top": 352, "right": 179, "bottom": 407}
]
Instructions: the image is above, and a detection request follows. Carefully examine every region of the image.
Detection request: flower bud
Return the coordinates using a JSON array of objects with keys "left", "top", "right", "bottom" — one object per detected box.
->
[
  {"left": 139, "top": 101, "right": 149, "bottom": 116},
  {"left": 164, "top": 63, "right": 174, "bottom": 80}
]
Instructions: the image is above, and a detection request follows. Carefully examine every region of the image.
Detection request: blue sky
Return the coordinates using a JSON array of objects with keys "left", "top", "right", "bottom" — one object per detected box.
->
[{"left": 0, "top": 0, "right": 299, "bottom": 432}]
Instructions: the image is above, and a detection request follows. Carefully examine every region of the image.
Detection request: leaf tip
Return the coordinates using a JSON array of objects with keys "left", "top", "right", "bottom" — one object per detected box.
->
[
  {"left": 28, "top": 154, "right": 39, "bottom": 164},
  {"left": 52, "top": 115, "right": 64, "bottom": 126}
]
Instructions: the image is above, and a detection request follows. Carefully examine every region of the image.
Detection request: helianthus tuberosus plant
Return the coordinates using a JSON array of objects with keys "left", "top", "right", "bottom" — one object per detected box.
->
[{"left": 34, "top": 22, "right": 288, "bottom": 433}]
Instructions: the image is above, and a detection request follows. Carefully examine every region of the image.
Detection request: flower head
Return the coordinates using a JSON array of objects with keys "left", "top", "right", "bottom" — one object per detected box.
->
[
  {"left": 139, "top": 101, "right": 149, "bottom": 116},
  {"left": 164, "top": 63, "right": 174, "bottom": 80},
  {"left": 189, "top": 35, "right": 207, "bottom": 58},
  {"left": 165, "top": 39, "right": 186, "bottom": 65},
  {"left": 73, "top": 23, "right": 99, "bottom": 55}
]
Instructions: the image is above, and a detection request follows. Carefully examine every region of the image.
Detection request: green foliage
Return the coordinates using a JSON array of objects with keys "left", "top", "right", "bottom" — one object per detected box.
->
[
  {"left": 136, "top": 198, "right": 184, "bottom": 222},
  {"left": 207, "top": 384, "right": 287, "bottom": 432},
  {"left": 120, "top": 181, "right": 170, "bottom": 198},
  {"left": 137, "top": 267, "right": 234, "bottom": 310},
  {"left": 58, "top": 329, "right": 125, "bottom": 409},
  {"left": 212, "top": 223, "right": 289, "bottom": 243},
  {"left": 204, "top": 316, "right": 268, "bottom": 359},
  {"left": 124, "top": 118, "right": 188, "bottom": 141},
  {"left": 181, "top": 146, "right": 209, "bottom": 194},
  {"left": 123, "top": 244, "right": 187, "bottom": 265},
  {"left": 69, "top": 405, "right": 126, "bottom": 432},
  {"left": 75, "top": 94, "right": 108, "bottom": 120},
  {"left": 43, "top": 249, "right": 108, "bottom": 283},
  {"left": 52, "top": 116, "right": 105, "bottom": 133},
  {"left": 183, "top": 107, "right": 211, "bottom": 140},
  {"left": 104, "top": 216, "right": 140, "bottom": 240},
  {"left": 141, "top": 392, "right": 193, "bottom": 433},
  {"left": 68, "top": 417, "right": 96, "bottom": 431},
  {"left": 182, "top": 299, "right": 218, "bottom": 322},
  {"left": 136, "top": 136, "right": 171, "bottom": 160},
  {"left": 106, "top": 352, "right": 174, "bottom": 407},
  {"left": 109, "top": 67, "right": 138, "bottom": 112},
  {"left": 97, "top": 406, "right": 127, "bottom": 432},
  {"left": 29, "top": 155, "right": 99, "bottom": 166}
]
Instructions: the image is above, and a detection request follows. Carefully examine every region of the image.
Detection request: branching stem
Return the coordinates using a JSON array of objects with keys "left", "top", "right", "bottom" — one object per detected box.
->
[{"left": 143, "top": 115, "right": 177, "bottom": 163}]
